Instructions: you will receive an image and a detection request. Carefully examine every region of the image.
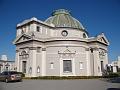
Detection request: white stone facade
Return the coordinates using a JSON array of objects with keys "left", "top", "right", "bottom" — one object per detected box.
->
[{"left": 13, "top": 9, "right": 109, "bottom": 77}]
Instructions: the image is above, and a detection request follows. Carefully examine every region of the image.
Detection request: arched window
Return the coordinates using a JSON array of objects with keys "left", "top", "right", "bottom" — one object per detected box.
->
[
  {"left": 29, "top": 67, "right": 32, "bottom": 74},
  {"left": 50, "top": 62, "right": 54, "bottom": 69},
  {"left": 36, "top": 26, "right": 41, "bottom": 32},
  {"left": 20, "top": 50, "right": 28, "bottom": 59},
  {"left": 83, "top": 33, "right": 87, "bottom": 38},
  {"left": 79, "top": 62, "right": 83, "bottom": 69},
  {"left": 99, "top": 50, "right": 105, "bottom": 59},
  {"left": 37, "top": 66, "right": 40, "bottom": 73},
  {"left": 21, "top": 51, "right": 26, "bottom": 55},
  {"left": 21, "top": 29, "right": 24, "bottom": 34}
]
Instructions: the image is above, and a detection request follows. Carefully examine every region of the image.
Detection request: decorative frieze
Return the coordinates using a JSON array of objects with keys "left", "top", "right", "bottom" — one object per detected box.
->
[{"left": 29, "top": 47, "right": 37, "bottom": 50}]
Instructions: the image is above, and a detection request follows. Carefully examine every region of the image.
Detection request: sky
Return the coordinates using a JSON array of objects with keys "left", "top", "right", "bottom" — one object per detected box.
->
[{"left": 0, "top": 0, "right": 120, "bottom": 62}]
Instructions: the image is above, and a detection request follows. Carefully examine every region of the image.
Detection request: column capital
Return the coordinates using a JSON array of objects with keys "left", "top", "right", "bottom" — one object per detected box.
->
[
  {"left": 90, "top": 47, "right": 99, "bottom": 51},
  {"left": 85, "top": 48, "right": 89, "bottom": 51},
  {"left": 16, "top": 50, "right": 19, "bottom": 53},
  {"left": 42, "top": 48, "right": 46, "bottom": 51}
]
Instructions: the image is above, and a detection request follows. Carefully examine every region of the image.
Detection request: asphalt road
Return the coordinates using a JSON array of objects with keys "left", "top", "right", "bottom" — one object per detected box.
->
[{"left": 0, "top": 79, "right": 120, "bottom": 90}]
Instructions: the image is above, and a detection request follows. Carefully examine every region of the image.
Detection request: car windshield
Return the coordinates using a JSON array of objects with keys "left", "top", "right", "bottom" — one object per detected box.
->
[{"left": 9, "top": 71, "right": 19, "bottom": 74}]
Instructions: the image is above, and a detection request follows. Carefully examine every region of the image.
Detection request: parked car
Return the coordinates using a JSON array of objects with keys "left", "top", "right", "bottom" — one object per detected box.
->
[{"left": 0, "top": 71, "right": 22, "bottom": 83}]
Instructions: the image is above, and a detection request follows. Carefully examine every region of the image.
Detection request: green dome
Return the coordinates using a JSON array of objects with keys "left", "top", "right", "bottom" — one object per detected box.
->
[{"left": 45, "top": 9, "right": 84, "bottom": 30}]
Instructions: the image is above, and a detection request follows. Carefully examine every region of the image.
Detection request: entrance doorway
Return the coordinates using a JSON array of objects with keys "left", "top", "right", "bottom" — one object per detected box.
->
[
  {"left": 101, "top": 61, "right": 104, "bottom": 72},
  {"left": 63, "top": 60, "right": 72, "bottom": 72},
  {"left": 22, "top": 61, "right": 27, "bottom": 73}
]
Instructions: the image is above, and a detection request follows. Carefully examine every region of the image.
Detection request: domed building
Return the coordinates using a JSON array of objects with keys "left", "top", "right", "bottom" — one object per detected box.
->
[{"left": 13, "top": 9, "right": 109, "bottom": 77}]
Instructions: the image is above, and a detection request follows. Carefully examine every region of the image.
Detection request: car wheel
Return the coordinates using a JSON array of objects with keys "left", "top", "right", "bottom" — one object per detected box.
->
[{"left": 5, "top": 78, "right": 8, "bottom": 83}]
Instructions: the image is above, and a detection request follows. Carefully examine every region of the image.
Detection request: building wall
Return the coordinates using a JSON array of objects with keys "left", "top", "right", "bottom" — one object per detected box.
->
[
  {"left": 15, "top": 37, "right": 109, "bottom": 77},
  {"left": 16, "top": 22, "right": 88, "bottom": 39},
  {"left": 15, "top": 18, "right": 109, "bottom": 77},
  {"left": 40, "top": 42, "right": 89, "bottom": 76}
]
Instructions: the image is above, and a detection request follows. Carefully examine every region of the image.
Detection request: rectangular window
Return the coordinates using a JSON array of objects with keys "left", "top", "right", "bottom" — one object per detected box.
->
[
  {"left": 63, "top": 60, "right": 72, "bottom": 72},
  {"left": 79, "top": 62, "right": 83, "bottom": 69}
]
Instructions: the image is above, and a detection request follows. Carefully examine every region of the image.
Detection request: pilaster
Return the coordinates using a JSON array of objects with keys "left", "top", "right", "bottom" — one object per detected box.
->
[
  {"left": 85, "top": 48, "right": 91, "bottom": 76},
  {"left": 92, "top": 48, "right": 100, "bottom": 76},
  {"left": 41, "top": 48, "right": 46, "bottom": 76},
  {"left": 29, "top": 47, "right": 37, "bottom": 77}
]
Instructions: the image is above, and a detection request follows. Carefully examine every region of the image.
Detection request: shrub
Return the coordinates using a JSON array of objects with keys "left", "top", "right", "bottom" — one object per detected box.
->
[
  {"left": 107, "top": 72, "right": 120, "bottom": 78},
  {"left": 18, "top": 72, "right": 25, "bottom": 77},
  {"left": 23, "top": 76, "right": 105, "bottom": 80}
]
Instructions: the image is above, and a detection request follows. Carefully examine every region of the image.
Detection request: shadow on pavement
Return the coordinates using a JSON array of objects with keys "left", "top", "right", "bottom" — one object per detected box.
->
[
  {"left": 107, "top": 88, "right": 120, "bottom": 90},
  {"left": 101, "top": 77, "right": 120, "bottom": 83},
  {"left": 107, "top": 77, "right": 120, "bottom": 83}
]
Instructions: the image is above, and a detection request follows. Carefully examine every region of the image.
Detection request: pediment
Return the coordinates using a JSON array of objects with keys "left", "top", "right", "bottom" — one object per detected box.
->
[
  {"left": 63, "top": 49, "right": 71, "bottom": 53},
  {"left": 13, "top": 34, "right": 32, "bottom": 44},
  {"left": 97, "top": 33, "right": 109, "bottom": 45},
  {"left": 58, "top": 48, "right": 76, "bottom": 54}
]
